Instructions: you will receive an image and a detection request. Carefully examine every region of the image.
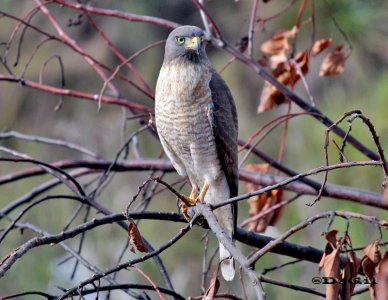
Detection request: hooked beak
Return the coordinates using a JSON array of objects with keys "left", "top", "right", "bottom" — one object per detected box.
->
[{"left": 188, "top": 36, "right": 200, "bottom": 54}]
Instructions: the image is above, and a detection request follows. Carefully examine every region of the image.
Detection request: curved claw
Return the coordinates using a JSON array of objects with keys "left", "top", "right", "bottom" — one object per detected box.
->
[{"left": 179, "top": 181, "right": 210, "bottom": 222}]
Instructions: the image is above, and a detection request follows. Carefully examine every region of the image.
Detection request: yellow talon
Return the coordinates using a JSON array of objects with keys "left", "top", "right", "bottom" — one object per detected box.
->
[{"left": 180, "top": 181, "right": 210, "bottom": 221}]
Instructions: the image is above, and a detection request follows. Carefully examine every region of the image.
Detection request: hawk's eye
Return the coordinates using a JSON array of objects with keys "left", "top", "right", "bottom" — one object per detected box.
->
[
  {"left": 200, "top": 36, "right": 204, "bottom": 42},
  {"left": 176, "top": 36, "right": 185, "bottom": 45}
]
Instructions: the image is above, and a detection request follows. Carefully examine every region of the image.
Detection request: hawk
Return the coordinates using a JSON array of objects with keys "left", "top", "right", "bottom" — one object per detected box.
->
[{"left": 155, "top": 25, "right": 238, "bottom": 281}]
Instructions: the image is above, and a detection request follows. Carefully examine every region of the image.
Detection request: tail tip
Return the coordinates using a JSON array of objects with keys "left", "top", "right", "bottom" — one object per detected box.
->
[
  {"left": 221, "top": 258, "right": 235, "bottom": 281},
  {"left": 219, "top": 243, "right": 235, "bottom": 281}
]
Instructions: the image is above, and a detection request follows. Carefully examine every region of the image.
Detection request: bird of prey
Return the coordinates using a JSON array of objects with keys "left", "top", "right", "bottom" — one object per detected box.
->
[{"left": 155, "top": 25, "right": 238, "bottom": 281}]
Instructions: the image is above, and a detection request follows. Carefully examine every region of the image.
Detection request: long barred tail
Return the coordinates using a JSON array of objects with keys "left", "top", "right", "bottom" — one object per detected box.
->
[{"left": 219, "top": 242, "right": 235, "bottom": 281}]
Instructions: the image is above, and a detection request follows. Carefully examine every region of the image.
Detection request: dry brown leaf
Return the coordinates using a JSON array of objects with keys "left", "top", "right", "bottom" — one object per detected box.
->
[
  {"left": 312, "top": 38, "right": 333, "bottom": 56},
  {"left": 340, "top": 266, "right": 352, "bottom": 300},
  {"left": 319, "top": 233, "right": 363, "bottom": 300},
  {"left": 258, "top": 50, "right": 310, "bottom": 113},
  {"left": 257, "top": 62, "right": 292, "bottom": 113},
  {"left": 319, "top": 230, "right": 338, "bottom": 271},
  {"left": 324, "top": 248, "right": 341, "bottom": 300},
  {"left": 282, "top": 26, "right": 299, "bottom": 40},
  {"left": 319, "top": 45, "right": 347, "bottom": 77},
  {"left": 261, "top": 34, "right": 289, "bottom": 56},
  {"left": 318, "top": 230, "right": 344, "bottom": 300},
  {"left": 374, "top": 251, "right": 388, "bottom": 300},
  {"left": 128, "top": 220, "right": 148, "bottom": 253},
  {"left": 364, "top": 241, "right": 381, "bottom": 263},
  {"left": 362, "top": 242, "right": 381, "bottom": 300},
  {"left": 324, "top": 249, "right": 341, "bottom": 277},
  {"left": 341, "top": 250, "right": 361, "bottom": 300},
  {"left": 326, "top": 229, "right": 339, "bottom": 248},
  {"left": 362, "top": 257, "right": 379, "bottom": 281},
  {"left": 244, "top": 164, "right": 283, "bottom": 232},
  {"left": 257, "top": 80, "right": 287, "bottom": 113},
  {"left": 361, "top": 241, "right": 381, "bottom": 299},
  {"left": 294, "top": 50, "right": 309, "bottom": 76},
  {"left": 260, "top": 27, "right": 298, "bottom": 56},
  {"left": 268, "top": 52, "right": 288, "bottom": 69}
]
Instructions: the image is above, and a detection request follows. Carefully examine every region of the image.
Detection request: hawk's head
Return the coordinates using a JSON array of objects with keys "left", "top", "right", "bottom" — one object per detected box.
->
[{"left": 164, "top": 26, "right": 207, "bottom": 64}]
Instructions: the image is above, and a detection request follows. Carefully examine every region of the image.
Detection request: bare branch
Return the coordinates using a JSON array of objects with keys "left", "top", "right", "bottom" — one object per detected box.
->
[
  {"left": 247, "top": 0, "right": 259, "bottom": 58},
  {"left": 0, "top": 75, "right": 153, "bottom": 113},
  {"left": 0, "top": 130, "right": 99, "bottom": 158},
  {"left": 53, "top": 0, "right": 180, "bottom": 29},
  {"left": 216, "top": 160, "right": 383, "bottom": 209},
  {"left": 247, "top": 210, "right": 388, "bottom": 266}
]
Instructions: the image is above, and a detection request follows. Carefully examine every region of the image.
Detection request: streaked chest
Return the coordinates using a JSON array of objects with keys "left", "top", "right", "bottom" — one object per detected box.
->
[{"left": 155, "top": 62, "right": 213, "bottom": 139}]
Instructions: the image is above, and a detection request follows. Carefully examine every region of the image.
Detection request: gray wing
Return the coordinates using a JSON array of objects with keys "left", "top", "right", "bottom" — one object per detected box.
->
[{"left": 209, "top": 72, "right": 238, "bottom": 235}]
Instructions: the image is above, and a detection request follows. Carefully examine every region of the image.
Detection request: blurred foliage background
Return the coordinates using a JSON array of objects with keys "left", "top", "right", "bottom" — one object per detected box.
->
[{"left": 1, "top": 0, "right": 388, "bottom": 299}]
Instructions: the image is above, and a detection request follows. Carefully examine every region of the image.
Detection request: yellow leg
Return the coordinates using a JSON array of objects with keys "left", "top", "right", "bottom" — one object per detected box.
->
[
  {"left": 187, "top": 186, "right": 199, "bottom": 204},
  {"left": 180, "top": 181, "right": 210, "bottom": 221},
  {"left": 196, "top": 181, "right": 209, "bottom": 203}
]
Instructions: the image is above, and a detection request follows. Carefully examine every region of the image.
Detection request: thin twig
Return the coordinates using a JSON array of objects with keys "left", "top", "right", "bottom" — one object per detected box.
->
[
  {"left": 0, "top": 130, "right": 99, "bottom": 158},
  {"left": 0, "top": 75, "right": 153, "bottom": 113},
  {"left": 259, "top": 274, "right": 325, "bottom": 298},
  {"left": 216, "top": 160, "right": 382, "bottom": 209},
  {"left": 247, "top": 0, "right": 259, "bottom": 58},
  {"left": 311, "top": 110, "right": 388, "bottom": 205},
  {"left": 246, "top": 210, "right": 388, "bottom": 266},
  {"left": 198, "top": 0, "right": 211, "bottom": 38},
  {"left": 56, "top": 222, "right": 194, "bottom": 299}
]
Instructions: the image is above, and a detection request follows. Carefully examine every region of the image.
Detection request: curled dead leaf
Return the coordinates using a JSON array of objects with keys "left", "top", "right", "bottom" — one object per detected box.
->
[
  {"left": 325, "top": 229, "right": 339, "bottom": 249},
  {"left": 257, "top": 50, "right": 309, "bottom": 113},
  {"left": 324, "top": 248, "right": 341, "bottom": 300},
  {"left": 319, "top": 230, "right": 339, "bottom": 272},
  {"left": 319, "top": 231, "right": 341, "bottom": 299},
  {"left": 374, "top": 252, "right": 388, "bottom": 300},
  {"left": 261, "top": 34, "right": 289, "bottom": 56},
  {"left": 293, "top": 50, "right": 309, "bottom": 75},
  {"left": 257, "top": 80, "right": 287, "bottom": 113},
  {"left": 128, "top": 220, "right": 148, "bottom": 253},
  {"left": 319, "top": 231, "right": 361, "bottom": 300},
  {"left": 364, "top": 241, "right": 381, "bottom": 264},
  {"left": 244, "top": 164, "right": 283, "bottom": 232},
  {"left": 260, "top": 27, "right": 298, "bottom": 56},
  {"left": 268, "top": 52, "right": 288, "bottom": 69},
  {"left": 312, "top": 38, "right": 333, "bottom": 56},
  {"left": 257, "top": 62, "right": 292, "bottom": 113},
  {"left": 341, "top": 250, "right": 361, "bottom": 300},
  {"left": 361, "top": 242, "right": 381, "bottom": 300},
  {"left": 319, "top": 45, "right": 347, "bottom": 77},
  {"left": 362, "top": 257, "right": 379, "bottom": 281},
  {"left": 360, "top": 241, "right": 384, "bottom": 300}
]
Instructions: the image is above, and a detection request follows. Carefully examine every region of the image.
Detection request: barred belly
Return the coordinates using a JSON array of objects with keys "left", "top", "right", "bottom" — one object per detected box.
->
[{"left": 156, "top": 97, "right": 222, "bottom": 190}]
